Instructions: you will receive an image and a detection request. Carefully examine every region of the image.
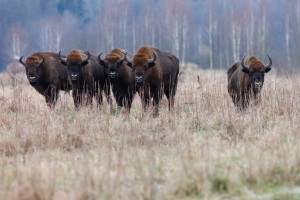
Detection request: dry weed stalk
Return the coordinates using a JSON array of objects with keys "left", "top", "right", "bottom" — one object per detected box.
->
[{"left": 0, "top": 69, "right": 299, "bottom": 199}]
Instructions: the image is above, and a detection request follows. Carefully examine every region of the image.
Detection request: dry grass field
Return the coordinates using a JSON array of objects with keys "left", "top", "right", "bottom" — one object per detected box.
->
[{"left": 0, "top": 66, "right": 300, "bottom": 200}]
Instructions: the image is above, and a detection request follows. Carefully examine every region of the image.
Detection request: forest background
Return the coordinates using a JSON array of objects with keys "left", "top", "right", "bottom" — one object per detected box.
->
[{"left": 1, "top": 0, "right": 299, "bottom": 72}]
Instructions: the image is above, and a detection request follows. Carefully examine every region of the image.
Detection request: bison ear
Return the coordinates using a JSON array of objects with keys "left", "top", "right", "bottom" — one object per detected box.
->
[
  {"left": 127, "top": 62, "right": 133, "bottom": 68},
  {"left": 61, "top": 61, "right": 67, "bottom": 66},
  {"left": 265, "top": 67, "right": 271, "bottom": 73},
  {"left": 148, "top": 61, "right": 155, "bottom": 68},
  {"left": 99, "top": 60, "right": 106, "bottom": 66},
  {"left": 82, "top": 60, "right": 89, "bottom": 66},
  {"left": 242, "top": 67, "right": 249, "bottom": 74}
]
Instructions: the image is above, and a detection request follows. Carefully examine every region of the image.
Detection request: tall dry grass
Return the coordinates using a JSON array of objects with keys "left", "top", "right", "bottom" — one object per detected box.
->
[{"left": 0, "top": 67, "right": 300, "bottom": 200}]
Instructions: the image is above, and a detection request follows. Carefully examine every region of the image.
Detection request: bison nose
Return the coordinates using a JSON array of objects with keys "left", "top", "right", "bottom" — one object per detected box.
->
[
  {"left": 109, "top": 72, "right": 116, "bottom": 79},
  {"left": 255, "top": 81, "right": 262, "bottom": 87},
  {"left": 136, "top": 75, "right": 143, "bottom": 83},
  {"left": 29, "top": 76, "right": 36, "bottom": 82},
  {"left": 71, "top": 74, "right": 78, "bottom": 81}
]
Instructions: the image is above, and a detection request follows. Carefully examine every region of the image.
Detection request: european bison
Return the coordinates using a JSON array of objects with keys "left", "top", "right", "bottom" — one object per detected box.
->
[
  {"left": 19, "top": 52, "right": 71, "bottom": 109},
  {"left": 125, "top": 46, "right": 179, "bottom": 116},
  {"left": 59, "top": 49, "right": 110, "bottom": 110},
  {"left": 98, "top": 48, "right": 135, "bottom": 113},
  {"left": 227, "top": 55, "right": 272, "bottom": 110}
]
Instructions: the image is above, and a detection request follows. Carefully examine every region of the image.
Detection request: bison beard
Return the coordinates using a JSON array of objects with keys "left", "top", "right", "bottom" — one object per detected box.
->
[
  {"left": 227, "top": 55, "right": 272, "bottom": 110},
  {"left": 19, "top": 52, "right": 71, "bottom": 109},
  {"left": 126, "top": 46, "right": 179, "bottom": 117}
]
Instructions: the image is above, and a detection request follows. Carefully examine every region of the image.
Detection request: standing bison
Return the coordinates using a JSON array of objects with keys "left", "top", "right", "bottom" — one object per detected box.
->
[
  {"left": 59, "top": 49, "right": 110, "bottom": 110},
  {"left": 227, "top": 55, "right": 272, "bottom": 110},
  {"left": 19, "top": 52, "right": 72, "bottom": 109},
  {"left": 125, "top": 46, "right": 179, "bottom": 116},
  {"left": 98, "top": 48, "right": 135, "bottom": 113}
]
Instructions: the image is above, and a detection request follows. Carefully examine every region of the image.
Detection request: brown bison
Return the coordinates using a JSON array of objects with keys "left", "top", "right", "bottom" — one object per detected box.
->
[
  {"left": 125, "top": 46, "right": 179, "bottom": 116},
  {"left": 98, "top": 48, "right": 135, "bottom": 113},
  {"left": 59, "top": 49, "right": 110, "bottom": 110},
  {"left": 227, "top": 55, "right": 272, "bottom": 110},
  {"left": 19, "top": 52, "right": 72, "bottom": 108}
]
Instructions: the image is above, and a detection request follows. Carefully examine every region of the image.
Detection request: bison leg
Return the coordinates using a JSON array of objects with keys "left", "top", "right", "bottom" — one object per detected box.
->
[
  {"left": 93, "top": 81, "right": 103, "bottom": 108},
  {"left": 151, "top": 86, "right": 160, "bottom": 117},
  {"left": 104, "top": 81, "right": 112, "bottom": 107},
  {"left": 170, "top": 74, "right": 179, "bottom": 110},
  {"left": 126, "top": 92, "right": 133, "bottom": 113},
  {"left": 96, "top": 92, "right": 103, "bottom": 108},
  {"left": 86, "top": 86, "right": 93, "bottom": 108},
  {"left": 122, "top": 93, "right": 133, "bottom": 114},
  {"left": 45, "top": 85, "right": 58, "bottom": 109},
  {"left": 72, "top": 89, "right": 82, "bottom": 111},
  {"left": 164, "top": 85, "right": 174, "bottom": 111},
  {"left": 140, "top": 86, "right": 150, "bottom": 113},
  {"left": 164, "top": 75, "right": 178, "bottom": 111}
]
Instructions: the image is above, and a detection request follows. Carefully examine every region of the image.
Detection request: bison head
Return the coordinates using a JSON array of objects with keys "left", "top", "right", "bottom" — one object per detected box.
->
[
  {"left": 98, "top": 52, "right": 125, "bottom": 80},
  {"left": 125, "top": 52, "right": 156, "bottom": 86},
  {"left": 241, "top": 55, "right": 272, "bottom": 93},
  {"left": 19, "top": 56, "right": 43, "bottom": 84},
  {"left": 59, "top": 50, "right": 90, "bottom": 81}
]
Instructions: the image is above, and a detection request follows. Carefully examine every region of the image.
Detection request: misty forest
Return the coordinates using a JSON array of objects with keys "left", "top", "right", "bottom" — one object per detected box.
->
[{"left": 1, "top": 0, "right": 300, "bottom": 72}]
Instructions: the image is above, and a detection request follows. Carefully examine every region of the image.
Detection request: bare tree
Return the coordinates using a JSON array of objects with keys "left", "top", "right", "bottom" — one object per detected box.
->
[
  {"left": 230, "top": 6, "right": 242, "bottom": 62},
  {"left": 164, "top": 0, "right": 189, "bottom": 64},
  {"left": 38, "top": 19, "right": 64, "bottom": 51},
  {"left": 5, "top": 25, "right": 27, "bottom": 61},
  {"left": 206, "top": 5, "right": 217, "bottom": 69},
  {"left": 4, "top": 25, "right": 27, "bottom": 86}
]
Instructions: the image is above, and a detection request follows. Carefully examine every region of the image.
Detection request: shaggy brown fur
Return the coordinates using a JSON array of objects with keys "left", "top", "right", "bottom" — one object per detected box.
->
[
  {"left": 132, "top": 46, "right": 153, "bottom": 66},
  {"left": 244, "top": 56, "right": 265, "bottom": 71},
  {"left": 26, "top": 56, "right": 42, "bottom": 66},
  {"left": 227, "top": 55, "right": 272, "bottom": 110},
  {"left": 60, "top": 49, "right": 110, "bottom": 110},
  {"left": 66, "top": 49, "right": 86, "bottom": 63},
  {"left": 127, "top": 46, "right": 180, "bottom": 117},
  {"left": 19, "top": 52, "right": 71, "bottom": 109},
  {"left": 100, "top": 48, "right": 135, "bottom": 112},
  {"left": 105, "top": 49, "right": 124, "bottom": 63}
]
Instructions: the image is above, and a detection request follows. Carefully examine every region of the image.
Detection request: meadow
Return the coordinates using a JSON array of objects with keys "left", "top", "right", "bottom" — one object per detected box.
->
[{"left": 0, "top": 66, "right": 300, "bottom": 200}]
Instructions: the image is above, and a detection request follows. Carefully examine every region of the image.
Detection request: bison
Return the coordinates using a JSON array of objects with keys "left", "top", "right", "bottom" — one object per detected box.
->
[
  {"left": 19, "top": 52, "right": 72, "bottom": 109},
  {"left": 227, "top": 55, "right": 272, "bottom": 110},
  {"left": 98, "top": 48, "right": 135, "bottom": 113},
  {"left": 59, "top": 49, "right": 111, "bottom": 110},
  {"left": 125, "top": 46, "right": 179, "bottom": 116}
]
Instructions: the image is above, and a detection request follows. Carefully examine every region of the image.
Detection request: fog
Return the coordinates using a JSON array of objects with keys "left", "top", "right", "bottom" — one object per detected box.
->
[{"left": 1, "top": 0, "right": 299, "bottom": 72}]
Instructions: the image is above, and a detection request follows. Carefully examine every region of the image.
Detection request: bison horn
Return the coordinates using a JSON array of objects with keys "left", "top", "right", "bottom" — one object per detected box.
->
[
  {"left": 147, "top": 52, "right": 156, "bottom": 64},
  {"left": 59, "top": 50, "right": 67, "bottom": 63},
  {"left": 241, "top": 54, "right": 249, "bottom": 70},
  {"left": 19, "top": 56, "right": 25, "bottom": 66},
  {"left": 123, "top": 52, "right": 131, "bottom": 63},
  {"left": 264, "top": 55, "right": 272, "bottom": 68},
  {"left": 119, "top": 52, "right": 126, "bottom": 62},
  {"left": 82, "top": 51, "right": 90, "bottom": 63},
  {"left": 123, "top": 52, "right": 133, "bottom": 67},
  {"left": 98, "top": 52, "right": 104, "bottom": 62}
]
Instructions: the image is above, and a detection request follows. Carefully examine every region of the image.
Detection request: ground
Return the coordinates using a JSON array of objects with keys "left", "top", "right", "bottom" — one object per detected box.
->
[{"left": 0, "top": 67, "right": 300, "bottom": 200}]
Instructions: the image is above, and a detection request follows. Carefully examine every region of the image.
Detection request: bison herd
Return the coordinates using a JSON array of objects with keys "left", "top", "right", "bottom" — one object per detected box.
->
[{"left": 19, "top": 45, "right": 272, "bottom": 115}]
